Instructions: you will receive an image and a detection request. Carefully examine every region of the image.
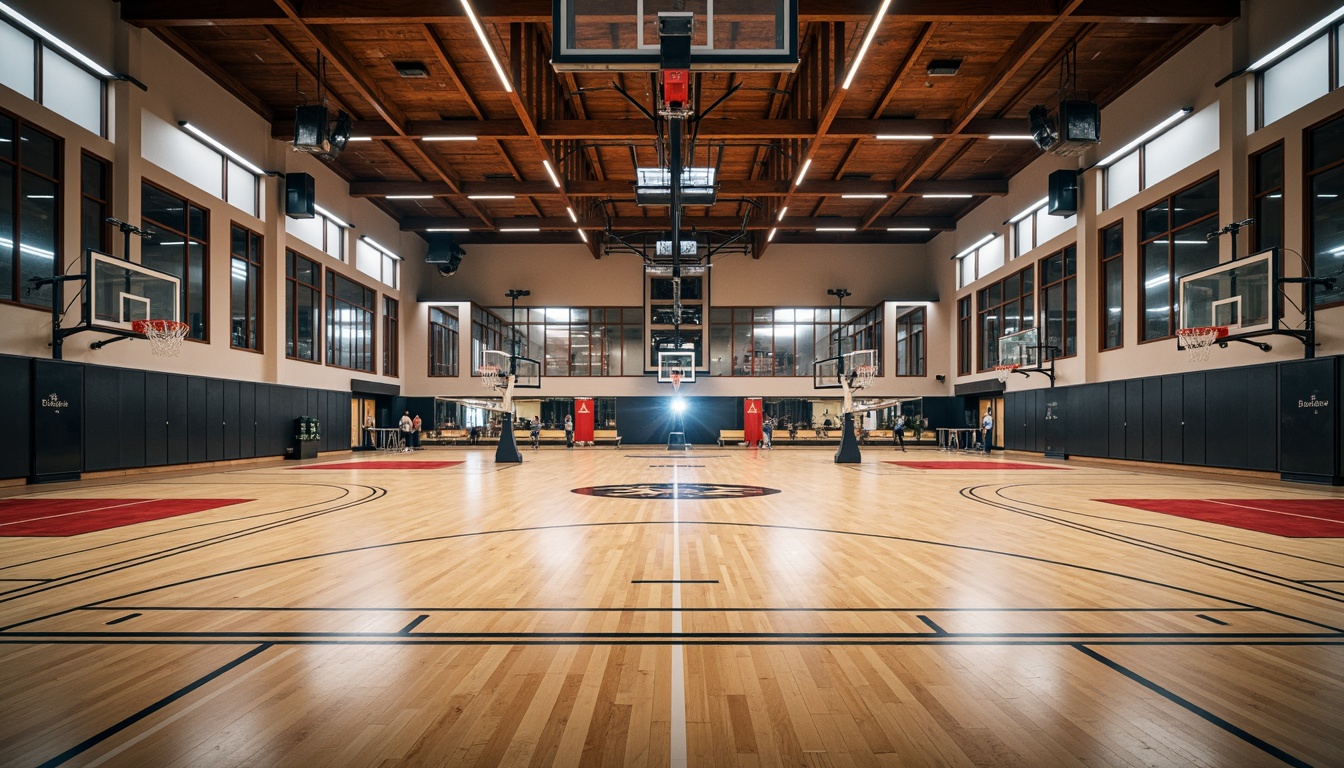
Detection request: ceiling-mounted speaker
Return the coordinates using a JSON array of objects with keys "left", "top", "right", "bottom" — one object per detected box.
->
[
  {"left": 1048, "top": 169, "right": 1078, "bottom": 217},
  {"left": 285, "top": 172, "right": 315, "bottom": 219},
  {"left": 1058, "top": 100, "right": 1100, "bottom": 144},
  {"left": 294, "top": 105, "right": 329, "bottom": 151}
]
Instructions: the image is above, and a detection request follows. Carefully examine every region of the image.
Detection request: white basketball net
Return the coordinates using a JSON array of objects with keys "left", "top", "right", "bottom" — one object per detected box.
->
[
  {"left": 850, "top": 364, "right": 877, "bottom": 391},
  {"left": 479, "top": 363, "right": 502, "bottom": 390},
  {"left": 133, "top": 319, "right": 190, "bottom": 357},
  {"left": 1177, "top": 326, "right": 1224, "bottom": 363},
  {"left": 994, "top": 364, "right": 1020, "bottom": 383}
]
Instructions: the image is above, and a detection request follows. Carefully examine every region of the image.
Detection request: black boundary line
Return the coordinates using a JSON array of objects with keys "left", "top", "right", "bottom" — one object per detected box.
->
[
  {"left": 0, "top": 481, "right": 359, "bottom": 574},
  {"left": 915, "top": 615, "right": 946, "bottom": 634},
  {"left": 0, "top": 484, "right": 387, "bottom": 612},
  {"left": 630, "top": 579, "right": 719, "bottom": 584},
  {"left": 963, "top": 484, "right": 1344, "bottom": 625},
  {"left": 33, "top": 643, "right": 273, "bottom": 768},
  {"left": 1196, "top": 614, "right": 1230, "bottom": 626},
  {"left": 988, "top": 482, "right": 1344, "bottom": 570},
  {"left": 7, "top": 630, "right": 1341, "bottom": 640},
  {"left": 1074, "top": 645, "right": 1315, "bottom": 768},
  {"left": 399, "top": 615, "right": 429, "bottom": 634},
  {"left": 80, "top": 605, "right": 1264, "bottom": 613},
  {"left": 105, "top": 613, "right": 141, "bottom": 626},
  {"left": 4, "top": 518, "right": 1324, "bottom": 634},
  {"left": 3, "top": 638, "right": 1342, "bottom": 648}
]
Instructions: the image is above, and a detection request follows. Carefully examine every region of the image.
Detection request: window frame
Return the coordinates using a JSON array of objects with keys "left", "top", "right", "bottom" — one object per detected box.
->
[
  {"left": 1038, "top": 244, "right": 1078, "bottom": 360},
  {"left": 1306, "top": 109, "right": 1344, "bottom": 309},
  {"left": 975, "top": 266, "right": 1034, "bottom": 372},
  {"left": 1099, "top": 222, "right": 1124, "bottom": 351},
  {"left": 382, "top": 295, "right": 399, "bottom": 377},
  {"left": 0, "top": 16, "right": 109, "bottom": 138},
  {"left": 893, "top": 307, "right": 926, "bottom": 377},
  {"left": 1250, "top": 142, "right": 1285, "bottom": 254},
  {"left": 228, "top": 222, "right": 263, "bottom": 352},
  {"left": 285, "top": 249, "right": 322, "bottom": 363},
  {"left": 80, "top": 151, "right": 110, "bottom": 257},
  {"left": 429, "top": 306, "right": 460, "bottom": 377},
  {"left": 325, "top": 270, "right": 376, "bottom": 373},
  {"left": 0, "top": 111, "right": 62, "bottom": 311},
  {"left": 140, "top": 180, "right": 209, "bottom": 342},
  {"left": 1137, "top": 173, "right": 1221, "bottom": 343}
]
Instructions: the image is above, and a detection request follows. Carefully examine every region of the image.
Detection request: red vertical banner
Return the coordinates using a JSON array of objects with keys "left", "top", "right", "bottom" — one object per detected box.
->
[
  {"left": 574, "top": 398, "right": 595, "bottom": 444},
  {"left": 744, "top": 398, "right": 763, "bottom": 446}
]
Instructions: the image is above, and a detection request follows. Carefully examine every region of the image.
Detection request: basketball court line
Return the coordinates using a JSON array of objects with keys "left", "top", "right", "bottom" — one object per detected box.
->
[
  {"left": 963, "top": 485, "right": 1344, "bottom": 610},
  {"left": 670, "top": 465, "right": 687, "bottom": 768},
  {"left": 987, "top": 483, "right": 1344, "bottom": 570}
]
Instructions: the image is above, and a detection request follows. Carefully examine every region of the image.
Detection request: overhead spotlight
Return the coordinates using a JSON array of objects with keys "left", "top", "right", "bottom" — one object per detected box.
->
[{"left": 1028, "top": 105, "right": 1057, "bottom": 152}]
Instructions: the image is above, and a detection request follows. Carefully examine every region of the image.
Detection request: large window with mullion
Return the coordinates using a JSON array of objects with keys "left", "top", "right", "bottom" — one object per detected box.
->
[
  {"left": 707, "top": 307, "right": 881, "bottom": 377},
  {"left": 486, "top": 307, "right": 644, "bottom": 376},
  {"left": 1039, "top": 245, "right": 1077, "bottom": 359},
  {"left": 957, "top": 296, "right": 971, "bottom": 375},
  {"left": 0, "top": 113, "right": 61, "bottom": 309},
  {"left": 230, "top": 224, "right": 262, "bottom": 351},
  {"left": 1139, "top": 175, "right": 1220, "bottom": 341},
  {"left": 285, "top": 250, "right": 321, "bottom": 362},
  {"left": 893, "top": 307, "right": 925, "bottom": 376},
  {"left": 326, "top": 271, "right": 375, "bottom": 372},
  {"left": 382, "top": 296, "right": 399, "bottom": 377},
  {"left": 976, "top": 267, "right": 1033, "bottom": 370},
  {"left": 80, "top": 153, "right": 110, "bottom": 258},
  {"left": 1251, "top": 143, "right": 1284, "bottom": 254},
  {"left": 1308, "top": 112, "right": 1344, "bottom": 307},
  {"left": 1100, "top": 223, "right": 1124, "bottom": 350},
  {"left": 429, "top": 307, "right": 459, "bottom": 377},
  {"left": 142, "top": 182, "right": 208, "bottom": 340}
]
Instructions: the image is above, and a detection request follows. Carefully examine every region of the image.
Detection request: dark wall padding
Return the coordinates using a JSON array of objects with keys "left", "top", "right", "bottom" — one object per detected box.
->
[
  {"left": 2, "top": 355, "right": 354, "bottom": 481},
  {"left": 0, "top": 355, "right": 33, "bottom": 480},
  {"left": 1005, "top": 355, "right": 1342, "bottom": 482}
]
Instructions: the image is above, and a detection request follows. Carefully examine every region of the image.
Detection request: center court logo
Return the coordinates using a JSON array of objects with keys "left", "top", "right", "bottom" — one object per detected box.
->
[{"left": 571, "top": 483, "right": 780, "bottom": 499}]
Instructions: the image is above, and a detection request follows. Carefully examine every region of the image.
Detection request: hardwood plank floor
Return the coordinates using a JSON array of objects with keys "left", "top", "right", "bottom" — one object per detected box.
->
[{"left": 0, "top": 446, "right": 1340, "bottom": 766}]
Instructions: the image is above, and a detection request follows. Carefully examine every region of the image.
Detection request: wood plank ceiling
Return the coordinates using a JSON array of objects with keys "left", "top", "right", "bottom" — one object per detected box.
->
[{"left": 121, "top": 0, "right": 1239, "bottom": 258}]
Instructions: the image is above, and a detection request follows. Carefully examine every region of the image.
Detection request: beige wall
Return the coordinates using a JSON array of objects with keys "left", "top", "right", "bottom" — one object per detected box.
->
[{"left": 932, "top": 0, "right": 1344, "bottom": 394}]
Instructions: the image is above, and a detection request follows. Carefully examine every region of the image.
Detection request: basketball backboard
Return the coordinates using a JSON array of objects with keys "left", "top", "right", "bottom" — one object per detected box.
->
[
  {"left": 87, "top": 249, "right": 180, "bottom": 334},
  {"left": 813, "top": 349, "right": 876, "bottom": 389},
  {"left": 1178, "top": 248, "right": 1278, "bottom": 342},
  {"left": 997, "top": 327, "right": 1041, "bottom": 368},
  {"left": 657, "top": 350, "right": 696, "bottom": 383},
  {"left": 481, "top": 350, "right": 542, "bottom": 389},
  {"left": 553, "top": 0, "right": 799, "bottom": 71}
]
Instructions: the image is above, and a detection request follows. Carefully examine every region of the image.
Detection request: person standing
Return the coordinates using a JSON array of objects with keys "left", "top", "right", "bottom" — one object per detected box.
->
[
  {"left": 363, "top": 414, "right": 375, "bottom": 449},
  {"left": 981, "top": 407, "right": 994, "bottom": 454},
  {"left": 762, "top": 418, "right": 773, "bottom": 449},
  {"left": 398, "top": 411, "right": 413, "bottom": 452},
  {"left": 411, "top": 414, "right": 422, "bottom": 450},
  {"left": 529, "top": 418, "right": 541, "bottom": 450},
  {"left": 564, "top": 414, "right": 574, "bottom": 449},
  {"left": 893, "top": 413, "right": 907, "bottom": 452}
]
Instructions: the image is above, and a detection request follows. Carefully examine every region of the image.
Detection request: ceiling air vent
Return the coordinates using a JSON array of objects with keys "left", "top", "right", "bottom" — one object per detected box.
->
[{"left": 393, "top": 61, "right": 429, "bottom": 78}]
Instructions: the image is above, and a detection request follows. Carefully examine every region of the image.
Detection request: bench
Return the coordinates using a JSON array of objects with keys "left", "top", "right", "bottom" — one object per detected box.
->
[
  {"left": 422, "top": 428, "right": 469, "bottom": 445},
  {"left": 591, "top": 429, "right": 623, "bottom": 447},
  {"left": 717, "top": 429, "right": 747, "bottom": 447}
]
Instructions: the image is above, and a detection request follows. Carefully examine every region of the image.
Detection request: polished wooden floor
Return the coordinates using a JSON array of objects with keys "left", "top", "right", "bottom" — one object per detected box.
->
[{"left": 1, "top": 445, "right": 1341, "bottom": 767}]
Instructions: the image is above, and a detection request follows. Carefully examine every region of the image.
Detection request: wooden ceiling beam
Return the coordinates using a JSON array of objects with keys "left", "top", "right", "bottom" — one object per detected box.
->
[
  {"left": 350, "top": 178, "right": 1007, "bottom": 197},
  {"left": 120, "top": 0, "right": 1237, "bottom": 26},
  {"left": 259, "top": 25, "right": 362, "bottom": 119},
  {"left": 400, "top": 215, "right": 956, "bottom": 231}
]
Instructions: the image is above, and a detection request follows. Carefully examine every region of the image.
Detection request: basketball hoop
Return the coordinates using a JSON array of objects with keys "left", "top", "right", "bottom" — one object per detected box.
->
[
  {"left": 851, "top": 364, "right": 877, "bottom": 391},
  {"left": 479, "top": 363, "right": 502, "bottom": 390},
  {"left": 132, "top": 319, "right": 190, "bottom": 357},
  {"left": 670, "top": 371, "right": 682, "bottom": 392},
  {"left": 994, "top": 364, "right": 1020, "bottom": 383},
  {"left": 1176, "top": 326, "right": 1228, "bottom": 363}
]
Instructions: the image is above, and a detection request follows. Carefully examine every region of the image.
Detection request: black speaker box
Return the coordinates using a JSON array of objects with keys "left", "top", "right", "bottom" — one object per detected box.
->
[
  {"left": 1048, "top": 169, "right": 1078, "bottom": 217},
  {"left": 294, "top": 105, "right": 328, "bottom": 150},
  {"left": 285, "top": 173, "right": 315, "bottom": 219},
  {"left": 1059, "top": 100, "right": 1100, "bottom": 143}
]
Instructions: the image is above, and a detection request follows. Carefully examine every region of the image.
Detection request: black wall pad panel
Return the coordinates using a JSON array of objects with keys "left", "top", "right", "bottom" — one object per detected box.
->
[
  {"left": 118, "top": 369, "right": 147, "bottom": 469},
  {"left": 0, "top": 356, "right": 32, "bottom": 480},
  {"left": 1278, "top": 358, "right": 1339, "bottom": 483},
  {"left": 144, "top": 373, "right": 168, "bottom": 467},
  {"left": 83, "top": 365, "right": 121, "bottom": 472},
  {"left": 1181, "top": 373, "right": 1207, "bottom": 466},
  {"left": 33, "top": 360, "right": 84, "bottom": 482},
  {"left": 223, "top": 380, "right": 241, "bottom": 461}
]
